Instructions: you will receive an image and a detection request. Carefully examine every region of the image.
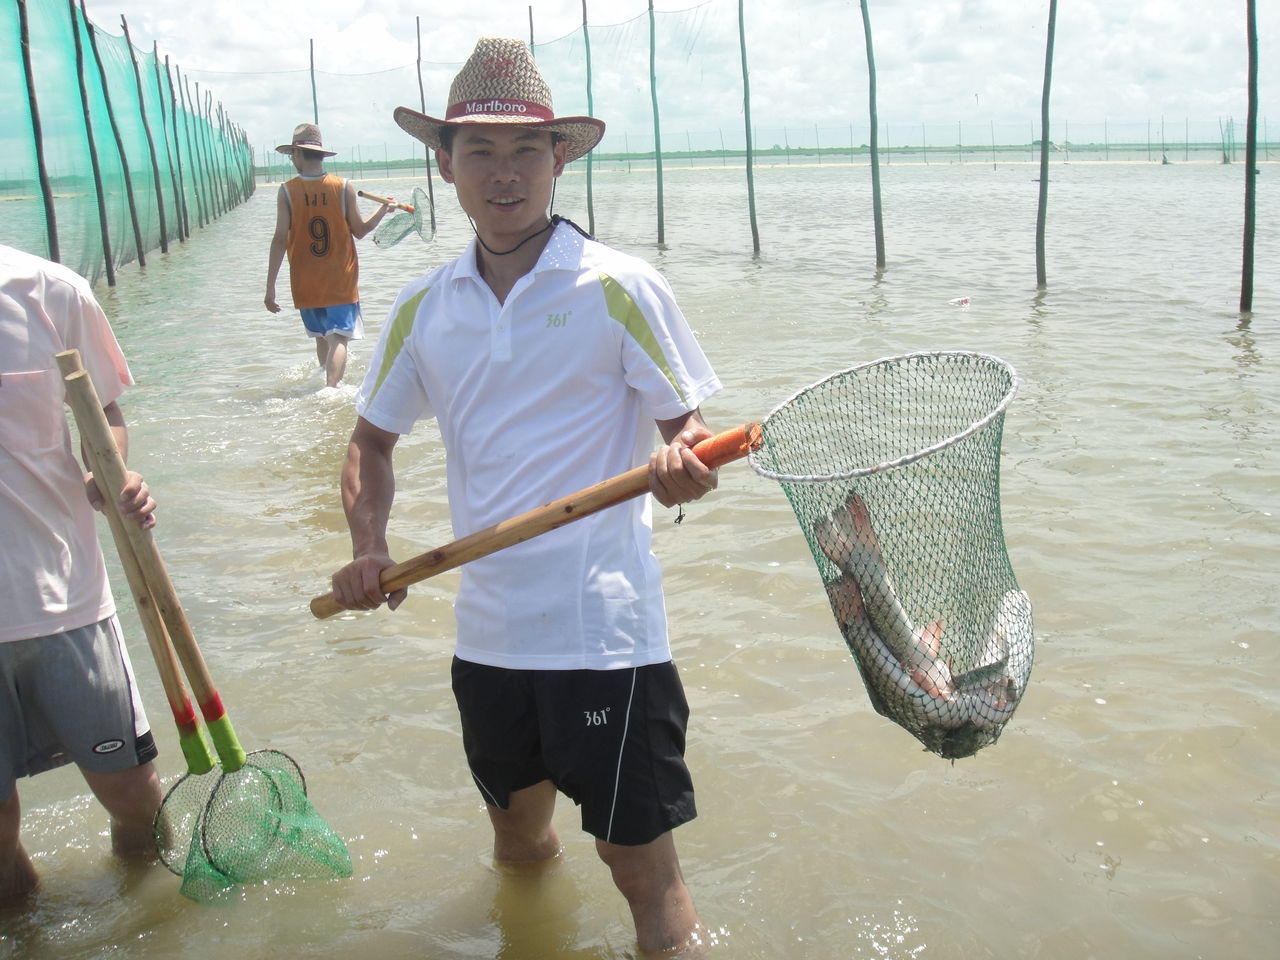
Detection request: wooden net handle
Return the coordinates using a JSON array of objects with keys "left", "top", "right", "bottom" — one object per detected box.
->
[
  {"left": 357, "top": 189, "right": 414, "bottom": 213},
  {"left": 57, "top": 350, "right": 247, "bottom": 772},
  {"left": 310, "top": 422, "right": 762, "bottom": 619}
]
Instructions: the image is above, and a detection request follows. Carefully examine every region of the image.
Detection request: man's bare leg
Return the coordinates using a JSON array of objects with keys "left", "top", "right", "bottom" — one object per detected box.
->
[
  {"left": 0, "top": 789, "right": 38, "bottom": 902},
  {"left": 81, "top": 762, "right": 162, "bottom": 858},
  {"left": 322, "top": 334, "right": 349, "bottom": 388},
  {"left": 597, "top": 830, "right": 701, "bottom": 954},
  {"left": 487, "top": 779, "right": 561, "bottom": 862}
]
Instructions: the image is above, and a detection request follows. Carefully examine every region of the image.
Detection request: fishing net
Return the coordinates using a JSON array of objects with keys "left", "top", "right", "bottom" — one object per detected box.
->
[
  {"left": 373, "top": 186, "right": 435, "bottom": 248},
  {"left": 156, "top": 749, "right": 353, "bottom": 902},
  {"left": 750, "top": 351, "right": 1033, "bottom": 759}
]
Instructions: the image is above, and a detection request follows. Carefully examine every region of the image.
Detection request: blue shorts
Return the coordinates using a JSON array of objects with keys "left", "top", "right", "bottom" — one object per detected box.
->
[{"left": 301, "top": 302, "right": 362, "bottom": 339}]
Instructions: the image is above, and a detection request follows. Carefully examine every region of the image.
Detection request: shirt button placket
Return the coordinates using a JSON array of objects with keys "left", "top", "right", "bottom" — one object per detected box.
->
[{"left": 492, "top": 301, "right": 512, "bottom": 362}]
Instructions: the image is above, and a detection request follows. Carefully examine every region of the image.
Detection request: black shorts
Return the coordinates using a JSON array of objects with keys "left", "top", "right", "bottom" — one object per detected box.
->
[{"left": 451, "top": 657, "right": 696, "bottom": 846}]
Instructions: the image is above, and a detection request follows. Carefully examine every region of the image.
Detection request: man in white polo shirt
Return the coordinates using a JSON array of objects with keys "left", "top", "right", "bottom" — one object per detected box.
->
[
  {"left": 0, "top": 243, "right": 162, "bottom": 901},
  {"left": 328, "top": 37, "right": 721, "bottom": 954}
]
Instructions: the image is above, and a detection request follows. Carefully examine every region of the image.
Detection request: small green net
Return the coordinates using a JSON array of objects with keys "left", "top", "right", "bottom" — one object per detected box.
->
[
  {"left": 749, "top": 352, "right": 1033, "bottom": 759},
  {"left": 373, "top": 186, "right": 435, "bottom": 248},
  {"left": 156, "top": 749, "right": 353, "bottom": 902}
]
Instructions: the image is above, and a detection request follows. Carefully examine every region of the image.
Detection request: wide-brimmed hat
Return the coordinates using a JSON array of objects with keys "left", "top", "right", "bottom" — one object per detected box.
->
[
  {"left": 394, "top": 37, "right": 605, "bottom": 163},
  {"left": 276, "top": 123, "right": 336, "bottom": 157}
]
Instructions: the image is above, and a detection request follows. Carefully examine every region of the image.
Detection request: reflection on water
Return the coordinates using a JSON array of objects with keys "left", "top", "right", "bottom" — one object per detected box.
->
[{"left": 4, "top": 160, "right": 1278, "bottom": 959}]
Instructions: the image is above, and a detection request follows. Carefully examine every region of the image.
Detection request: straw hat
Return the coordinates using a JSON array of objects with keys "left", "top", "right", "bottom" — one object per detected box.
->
[
  {"left": 276, "top": 123, "right": 337, "bottom": 157},
  {"left": 394, "top": 37, "right": 605, "bottom": 163}
]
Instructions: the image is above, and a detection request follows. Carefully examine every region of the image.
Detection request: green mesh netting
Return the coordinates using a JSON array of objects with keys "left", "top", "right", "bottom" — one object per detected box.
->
[
  {"left": 1, "top": 1, "right": 250, "bottom": 284},
  {"left": 750, "top": 352, "right": 1033, "bottom": 759},
  {"left": 156, "top": 749, "right": 353, "bottom": 903},
  {"left": 372, "top": 186, "right": 434, "bottom": 247}
]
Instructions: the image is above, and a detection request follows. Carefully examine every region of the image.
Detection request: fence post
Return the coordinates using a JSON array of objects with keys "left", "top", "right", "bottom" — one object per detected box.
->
[
  {"left": 67, "top": 0, "right": 115, "bottom": 284},
  {"left": 163, "top": 55, "right": 190, "bottom": 238},
  {"left": 176, "top": 67, "right": 206, "bottom": 228},
  {"left": 16, "top": 0, "right": 61, "bottom": 262},
  {"left": 860, "top": 0, "right": 885, "bottom": 270},
  {"left": 581, "top": 0, "right": 597, "bottom": 236},
  {"left": 82, "top": 2, "right": 145, "bottom": 268},
  {"left": 738, "top": 0, "right": 759, "bottom": 254},
  {"left": 122, "top": 17, "right": 168, "bottom": 253},
  {"left": 414, "top": 16, "right": 438, "bottom": 232},
  {"left": 648, "top": 0, "right": 664, "bottom": 245}
]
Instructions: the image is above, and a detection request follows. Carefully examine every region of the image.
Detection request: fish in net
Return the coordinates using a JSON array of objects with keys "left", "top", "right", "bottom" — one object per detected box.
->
[{"left": 749, "top": 351, "right": 1033, "bottom": 759}]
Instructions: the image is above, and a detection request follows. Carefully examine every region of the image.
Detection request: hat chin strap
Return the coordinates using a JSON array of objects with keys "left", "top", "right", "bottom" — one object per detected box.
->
[{"left": 469, "top": 181, "right": 565, "bottom": 259}]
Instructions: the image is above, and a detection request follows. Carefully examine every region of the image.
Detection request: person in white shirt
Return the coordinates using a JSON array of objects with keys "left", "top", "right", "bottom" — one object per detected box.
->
[
  {"left": 0, "top": 244, "right": 161, "bottom": 902},
  {"left": 328, "top": 37, "right": 721, "bottom": 954}
]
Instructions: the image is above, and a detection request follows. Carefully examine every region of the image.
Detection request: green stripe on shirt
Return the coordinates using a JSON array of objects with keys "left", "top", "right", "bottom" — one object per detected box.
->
[
  {"left": 367, "top": 286, "right": 430, "bottom": 405},
  {"left": 599, "top": 273, "right": 688, "bottom": 408}
]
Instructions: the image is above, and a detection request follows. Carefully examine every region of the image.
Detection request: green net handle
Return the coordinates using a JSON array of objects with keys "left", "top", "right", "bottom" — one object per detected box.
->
[{"left": 204, "top": 713, "right": 247, "bottom": 773}]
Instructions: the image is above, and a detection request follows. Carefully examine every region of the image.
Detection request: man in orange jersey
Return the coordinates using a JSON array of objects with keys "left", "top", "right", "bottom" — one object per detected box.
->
[{"left": 264, "top": 123, "right": 394, "bottom": 388}]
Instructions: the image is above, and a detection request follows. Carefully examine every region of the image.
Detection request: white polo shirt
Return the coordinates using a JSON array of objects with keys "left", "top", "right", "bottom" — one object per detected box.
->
[
  {"left": 0, "top": 244, "right": 132, "bottom": 643},
  {"left": 357, "top": 222, "right": 721, "bottom": 670}
]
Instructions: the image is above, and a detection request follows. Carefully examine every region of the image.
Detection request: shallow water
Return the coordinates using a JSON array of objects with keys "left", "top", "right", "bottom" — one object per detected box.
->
[{"left": 3, "top": 158, "right": 1278, "bottom": 959}]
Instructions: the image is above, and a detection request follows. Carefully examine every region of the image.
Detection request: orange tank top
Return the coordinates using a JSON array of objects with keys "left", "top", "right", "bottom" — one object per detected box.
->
[{"left": 283, "top": 173, "right": 359, "bottom": 309}]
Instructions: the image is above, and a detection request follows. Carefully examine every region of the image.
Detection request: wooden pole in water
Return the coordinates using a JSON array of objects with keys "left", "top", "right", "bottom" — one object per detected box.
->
[
  {"left": 1240, "top": 0, "right": 1258, "bottom": 312},
  {"left": 67, "top": 0, "right": 116, "bottom": 285},
  {"left": 201, "top": 88, "right": 227, "bottom": 216},
  {"left": 414, "top": 16, "right": 438, "bottom": 233},
  {"left": 162, "top": 56, "right": 190, "bottom": 239},
  {"left": 737, "top": 0, "right": 759, "bottom": 254},
  {"left": 860, "top": 0, "right": 885, "bottom": 270},
  {"left": 310, "top": 38, "right": 318, "bottom": 124},
  {"left": 82, "top": 2, "right": 146, "bottom": 269},
  {"left": 122, "top": 17, "right": 168, "bottom": 253},
  {"left": 1035, "top": 0, "right": 1058, "bottom": 289},
  {"left": 582, "top": 0, "right": 597, "bottom": 235},
  {"left": 192, "top": 83, "right": 217, "bottom": 216},
  {"left": 176, "top": 67, "right": 206, "bottom": 228},
  {"left": 648, "top": 0, "right": 664, "bottom": 245},
  {"left": 16, "top": 0, "right": 61, "bottom": 262},
  {"left": 191, "top": 80, "right": 216, "bottom": 219}
]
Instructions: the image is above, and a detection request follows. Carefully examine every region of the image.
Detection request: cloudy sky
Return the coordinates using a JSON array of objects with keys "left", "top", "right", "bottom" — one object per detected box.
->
[{"left": 94, "top": 0, "right": 1276, "bottom": 159}]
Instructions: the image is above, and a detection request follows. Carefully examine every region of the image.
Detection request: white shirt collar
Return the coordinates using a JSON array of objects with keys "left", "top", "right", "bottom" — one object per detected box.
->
[{"left": 455, "top": 220, "right": 585, "bottom": 287}]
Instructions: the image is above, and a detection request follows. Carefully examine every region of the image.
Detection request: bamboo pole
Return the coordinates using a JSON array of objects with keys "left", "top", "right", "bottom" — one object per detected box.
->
[
  {"left": 162, "top": 55, "right": 190, "bottom": 239},
  {"left": 738, "top": 0, "right": 759, "bottom": 254},
  {"left": 309, "top": 38, "right": 318, "bottom": 124},
  {"left": 1035, "top": 0, "right": 1058, "bottom": 289},
  {"left": 82, "top": 1, "right": 146, "bottom": 269},
  {"left": 860, "top": 0, "right": 885, "bottom": 271},
  {"left": 582, "top": 0, "right": 597, "bottom": 236},
  {"left": 1240, "top": 0, "right": 1257, "bottom": 312},
  {"left": 181, "top": 73, "right": 210, "bottom": 226},
  {"left": 176, "top": 66, "right": 206, "bottom": 228},
  {"left": 122, "top": 17, "right": 168, "bottom": 253},
  {"left": 67, "top": 0, "right": 115, "bottom": 285},
  {"left": 648, "top": 0, "right": 664, "bottom": 245},
  {"left": 199, "top": 87, "right": 226, "bottom": 216},
  {"left": 414, "top": 16, "right": 437, "bottom": 233},
  {"left": 16, "top": 0, "right": 60, "bottom": 262}
]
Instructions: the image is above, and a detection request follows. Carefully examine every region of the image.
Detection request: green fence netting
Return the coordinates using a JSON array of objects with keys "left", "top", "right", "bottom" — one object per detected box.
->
[{"left": 1, "top": 0, "right": 253, "bottom": 286}]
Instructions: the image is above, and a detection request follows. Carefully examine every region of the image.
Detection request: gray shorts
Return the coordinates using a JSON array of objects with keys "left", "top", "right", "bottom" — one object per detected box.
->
[{"left": 0, "top": 615, "right": 157, "bottom": 799}]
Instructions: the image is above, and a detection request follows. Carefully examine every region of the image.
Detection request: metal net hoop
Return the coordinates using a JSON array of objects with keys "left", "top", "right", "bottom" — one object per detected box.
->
[{"left": 749, "top": 351, "right": 1019, "bottom": 484}]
